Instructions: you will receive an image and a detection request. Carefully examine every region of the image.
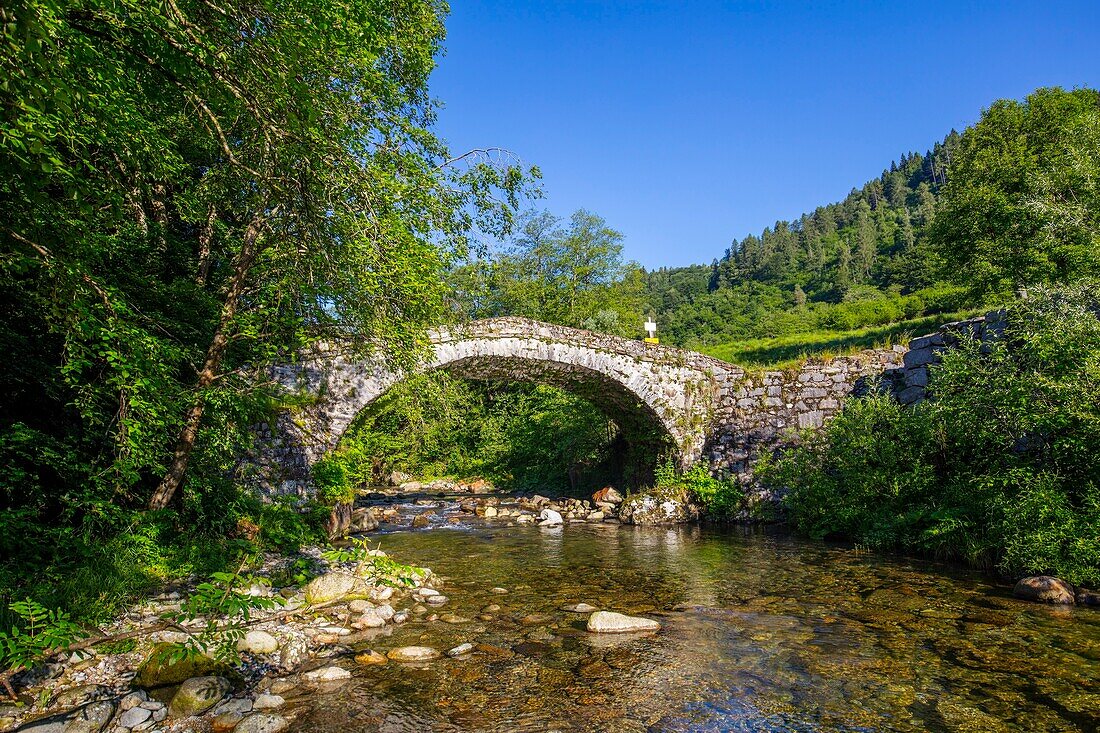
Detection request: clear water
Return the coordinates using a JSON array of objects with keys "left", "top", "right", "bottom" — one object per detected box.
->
[{"left": 286, "top": 515, "right": 1100, "bottom": 732}]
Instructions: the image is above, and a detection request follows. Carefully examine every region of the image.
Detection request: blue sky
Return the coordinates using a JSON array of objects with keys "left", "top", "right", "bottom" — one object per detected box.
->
[{"left": 431, "top": 1, "right": 1099, "bottom": 269}]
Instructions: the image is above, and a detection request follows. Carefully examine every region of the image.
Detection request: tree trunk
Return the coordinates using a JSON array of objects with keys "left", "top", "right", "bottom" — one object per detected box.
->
[
  {"left": 148, "top": 215, "right": 266, "bottom": 510},
  {"left": 196, "top": 204, "right": 217, "bottom": 285}
]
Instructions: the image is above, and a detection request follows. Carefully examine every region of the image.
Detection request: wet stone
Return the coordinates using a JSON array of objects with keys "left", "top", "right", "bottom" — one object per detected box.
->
[{"left": 387, "top": 646, "right": 442, "bottom": 662}]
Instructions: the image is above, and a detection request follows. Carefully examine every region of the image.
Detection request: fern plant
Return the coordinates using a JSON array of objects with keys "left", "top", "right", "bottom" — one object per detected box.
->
[
  {"left": 163, "top": 570, "right": 283, "bottom": 664},
  {"left": 0, "top": 600, "right": 87, "bottom": 700}
]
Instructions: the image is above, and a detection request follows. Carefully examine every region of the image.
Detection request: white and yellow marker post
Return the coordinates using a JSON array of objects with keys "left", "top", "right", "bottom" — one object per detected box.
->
[{"left": 644, "top": 318, "right": 659, "bottom": 344}]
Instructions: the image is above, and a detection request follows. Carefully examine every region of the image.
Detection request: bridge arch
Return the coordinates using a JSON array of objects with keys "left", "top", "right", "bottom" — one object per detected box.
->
[{"left": 252, "top": 318, "right": 729, "bottom": 496}]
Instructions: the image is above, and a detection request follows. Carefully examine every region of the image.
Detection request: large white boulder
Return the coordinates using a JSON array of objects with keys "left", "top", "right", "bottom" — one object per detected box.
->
[
  {"left": 538, "top": 509, "right": 563, "bottom": 526},
  {"left": 587, "top": 611, "right": 660, "bottom": 633}
]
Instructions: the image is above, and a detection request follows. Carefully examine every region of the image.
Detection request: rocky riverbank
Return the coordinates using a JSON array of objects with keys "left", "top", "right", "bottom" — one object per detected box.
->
[
  {"left": 1, "top": 521, "right": 664, "bottom": 733},
  {"left": 0, "top": 543, "right": 442, "bottom": 732},
  {"left": 352, "top": 478, "right": 703, "bottom": 531}
]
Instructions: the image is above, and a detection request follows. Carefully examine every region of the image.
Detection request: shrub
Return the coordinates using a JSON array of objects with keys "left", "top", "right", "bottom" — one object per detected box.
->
[
  {"left": 654, "top": 461, "right": 743, "bottom": 518},
  {"left": 311, "top": 455, "right": 355, "bottom": 507}
]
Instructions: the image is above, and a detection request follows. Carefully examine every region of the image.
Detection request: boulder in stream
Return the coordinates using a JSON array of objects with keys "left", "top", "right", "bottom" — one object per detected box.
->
[
  {"left": 538, "top": 509, "right": 563, "bottom": 526},
  {"left": 592, "top": 486, "right": 624, "bottom": 504},
  {"left": 587, "top": 611, "right": 660, "bottom": 633},
  {"left": 1013, "top": 576, "right": 1076, "bottom": 605},
  {"left": 618, "top": 489, "right": 699, "bottom": 525}
]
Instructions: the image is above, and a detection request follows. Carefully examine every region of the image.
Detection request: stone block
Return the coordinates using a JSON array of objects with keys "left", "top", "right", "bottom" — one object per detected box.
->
[
  {"left": 908, "top": 333, "right": 944, "bottom": 350},
  {"left": 797, "top": 411, "right": 824, "bottom": 429},
  {"left": 904, "top": 367, "right": 929, "bottom": 388},
  {"left": 896, "top": 386, "right": 925, "bottom": 404},
  {"left": 903, "top": 348, "right": 936, "bottom": 368}
]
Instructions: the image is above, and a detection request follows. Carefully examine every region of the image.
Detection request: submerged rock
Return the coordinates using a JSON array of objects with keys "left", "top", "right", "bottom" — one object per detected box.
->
[
  {"left": 1013, "top": 576, "right": 1076, "bottom": 605},
  {"left": 587, "top": 611, "right": 661, "bottom": 633},
  {"left": 303, "top": 666, "right": 351, "bottom": 682},
  {"left": 446, "top": 643, "right": 475, "bottom": 657},
  {"left": 387, "top": 646, "right": 441, "bottom": 662},
  {"left": 236, "top": 713, "right": 289, "bottom": 733},
  {"left": 562, "top": 603, "right": 599, "bottom": 613},
  {"left": 354, "top": 650, "right": 388, "bottom": 666}
]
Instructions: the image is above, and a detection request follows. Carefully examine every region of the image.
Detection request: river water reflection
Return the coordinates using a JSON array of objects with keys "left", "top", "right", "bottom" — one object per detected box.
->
[{"left": 287, "top": 520, "right": 1100, "bottom": 732}]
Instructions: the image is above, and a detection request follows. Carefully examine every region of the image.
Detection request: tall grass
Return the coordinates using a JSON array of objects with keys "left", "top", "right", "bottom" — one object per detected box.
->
[{"left": 700, "top": 310, "right": 982, "bottom": 369}]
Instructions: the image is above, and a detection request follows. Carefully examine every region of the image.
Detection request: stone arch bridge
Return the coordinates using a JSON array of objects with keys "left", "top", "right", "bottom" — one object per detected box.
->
[{"left": 248, "top": 314, "right": 978, "bottom": 497}]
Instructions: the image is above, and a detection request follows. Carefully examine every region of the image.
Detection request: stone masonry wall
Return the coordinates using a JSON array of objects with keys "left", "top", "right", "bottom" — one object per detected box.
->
[
  {"left": 890, "top": 310, "right": 1007, "bottom": 405},
  {"left": 703, "top": 347, "right": 906, "bottom": 493}
]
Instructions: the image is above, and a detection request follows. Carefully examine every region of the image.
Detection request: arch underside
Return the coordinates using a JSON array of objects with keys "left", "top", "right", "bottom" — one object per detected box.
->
[
  {"left": 331, "top": 354, "right": 680, "bottom": 461},
  {"left": 426, "top": 355, "right": 678, "bottom": 452}
]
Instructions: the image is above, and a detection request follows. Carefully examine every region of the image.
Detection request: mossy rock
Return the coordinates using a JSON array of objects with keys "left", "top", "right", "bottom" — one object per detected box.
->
[{"left": 133, "top": 644, "right": 243, "bottom": 689}]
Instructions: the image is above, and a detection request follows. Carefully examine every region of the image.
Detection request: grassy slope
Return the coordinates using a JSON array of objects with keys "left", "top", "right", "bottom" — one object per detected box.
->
[{"left": 698, "top": 310, "right": 982, "bottom": 369}]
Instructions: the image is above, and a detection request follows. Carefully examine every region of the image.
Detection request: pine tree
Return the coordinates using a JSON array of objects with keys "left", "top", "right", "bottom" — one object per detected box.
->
[{"left": 854, "top": 201, "right": 877, "bottom": 280}]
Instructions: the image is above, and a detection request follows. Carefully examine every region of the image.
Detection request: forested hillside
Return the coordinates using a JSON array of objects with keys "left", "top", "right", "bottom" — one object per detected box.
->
[{"left": 644, "top": 132, "right": 972, "bottom": 349}]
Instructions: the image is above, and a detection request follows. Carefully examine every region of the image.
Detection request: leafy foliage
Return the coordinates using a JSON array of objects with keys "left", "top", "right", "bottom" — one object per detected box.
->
[
  {"left": 931, "top": 87, "right": 1100, "bottom": 297},
  {"left": 331, "top": 374, "right": 632, "bottom": 494},
  {"left": 164, "top": 569, "right": 283, "bottom": 664},
  {"left": 0, "top": 600, "right": 85, "bottom": 679},
  {"left": 321, "top": 538, "right": 425, "bottom": 589},
  {"left": 452, "top": 209, "right": 646, "bottom": 336},
  {"left": 760, "top": 284, "right": 1100, "bottom": 584},
  {"left": 654, "top": 461, "right": 743, "bottom": 518},
  {"left": 1, "top": 1, "right": 530, "bottom": 619},
  {"left": 0, "top": 564, "right": 283, "bottom": 691},
  {"left": 311, "top": 457, "right": 356, "bottom": 508}
]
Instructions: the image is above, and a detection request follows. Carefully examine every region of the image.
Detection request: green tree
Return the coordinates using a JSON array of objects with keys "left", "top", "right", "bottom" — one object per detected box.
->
[
  {"left": 931, "top": 87, "right": 1100, "bottom": 297},
  {"left": 455, "top": 209, "right": 644, "bottom": 336},
  {"left": 853, "top": 201, "right": 877, "bottom": 281},
  {"left": 0, "top": 1, "right": 533, "bottom": 512}
]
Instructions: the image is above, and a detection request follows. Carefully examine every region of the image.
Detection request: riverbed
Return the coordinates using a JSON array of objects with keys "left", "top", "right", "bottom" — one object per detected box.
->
[{"left": 282, "top": 506, "right": 1100, "bottom": 732}]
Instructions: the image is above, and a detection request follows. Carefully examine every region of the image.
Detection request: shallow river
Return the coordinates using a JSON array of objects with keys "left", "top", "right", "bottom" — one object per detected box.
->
[{"left": 288, "top": 511, "right": 1100, "bottom": 732}]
